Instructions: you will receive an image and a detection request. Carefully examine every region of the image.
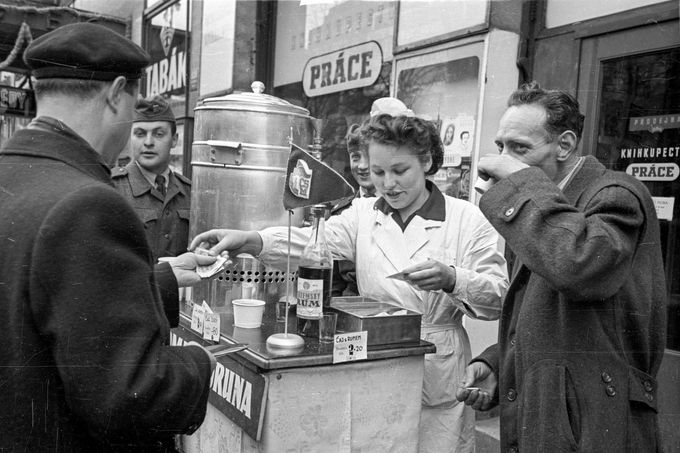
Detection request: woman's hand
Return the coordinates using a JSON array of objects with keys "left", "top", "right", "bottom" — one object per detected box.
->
[
  {"left": 188, "top": 229, "right": 263, "bottom": 258},
  {"left": 401, "top": 259, "right": 456, "bottom": 292}
]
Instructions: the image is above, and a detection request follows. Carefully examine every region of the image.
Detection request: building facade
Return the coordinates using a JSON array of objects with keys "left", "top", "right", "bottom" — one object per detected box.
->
[{"left": 6, "top": 0, "right": 680, "bottom": 449}]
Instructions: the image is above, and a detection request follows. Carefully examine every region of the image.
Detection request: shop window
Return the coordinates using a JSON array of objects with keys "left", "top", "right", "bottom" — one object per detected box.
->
[
  {"left": 143, "top": 0, "right": 188, "bottom": 103},
  {"left": 396, "top": 55, "right": 480, "bottom": 201},
  {"left": 595, "top": 47, "right": 680, "bottom": 349}
]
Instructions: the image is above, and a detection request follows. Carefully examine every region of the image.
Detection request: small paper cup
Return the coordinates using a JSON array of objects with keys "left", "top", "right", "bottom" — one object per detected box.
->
[
  {"left": 474, "top": 176, "right": 496, "bottom": 194},
  {"left": 232, "top": 299, "right": 265, "bottom": 328}
]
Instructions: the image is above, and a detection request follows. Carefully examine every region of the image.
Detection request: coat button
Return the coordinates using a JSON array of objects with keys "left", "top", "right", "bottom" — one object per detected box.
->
[
  {"left": 605, "top": 385, "right": 616, "bottom": 397},
  {"left": 504, "top": 207, "right": 515, "bottom": 217},
  {"left": 601, "top": 371, "right": 612, "bottom": 383},
  {"left": 164, "top": 234, "right": 170, "bottom": 239},
  {"left": 507, "top": 388, "right": 517, "bottom": 401},
  {"left": 643, "top": 380, "right": 653, "bottom": 392},
  {"left": 510, "top": 336, "right": 516, "bottom": 346},
  {"left": 509, "top": 447, "right": 518, "bottom": 453},
  {"left": 646, "top": 393, "right": 654, "bottom": 402}
]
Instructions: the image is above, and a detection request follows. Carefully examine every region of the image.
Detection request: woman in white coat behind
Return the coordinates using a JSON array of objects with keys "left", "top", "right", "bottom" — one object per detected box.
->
[{"left": 190, "top": 109, "right": 508, "bottom": 452}]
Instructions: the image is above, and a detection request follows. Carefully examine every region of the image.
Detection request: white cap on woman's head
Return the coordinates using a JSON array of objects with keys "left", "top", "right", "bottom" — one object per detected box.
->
[{"left": 370, "top": 97, "right": 414, "bottom": 117}]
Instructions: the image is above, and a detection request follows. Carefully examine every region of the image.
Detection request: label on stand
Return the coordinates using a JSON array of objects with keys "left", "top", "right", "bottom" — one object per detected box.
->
[
  {"left": 203, "top": 313, "right": 220, "bottom": 342},
  {"left": 190, "top": 304, "right": 205, "bottom": 334},
  {"left": 333, "top": 331, "right": 368, "bottom": 364}
]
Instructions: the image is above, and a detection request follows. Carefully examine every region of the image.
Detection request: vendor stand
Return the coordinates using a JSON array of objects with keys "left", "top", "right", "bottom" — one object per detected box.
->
[{"left": 174, "top": 300, "right": 434, "bottom": 452}]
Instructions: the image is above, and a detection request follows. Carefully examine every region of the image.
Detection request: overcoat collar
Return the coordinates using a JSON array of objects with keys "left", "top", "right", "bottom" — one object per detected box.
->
[
  {"left": 0, "top": 116, "right": 112, "bottom": 184},
  {"left": 561, "top": 155, "right": 607, "bottom": 205}
]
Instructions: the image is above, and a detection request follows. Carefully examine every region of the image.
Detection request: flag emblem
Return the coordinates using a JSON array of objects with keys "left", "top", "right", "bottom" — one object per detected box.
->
[
  {"left": 283, "top": 143, "right": 355, "bottom": 210},
  {"left": 288, "top": 159, "right": 313, "bottom": 199}
]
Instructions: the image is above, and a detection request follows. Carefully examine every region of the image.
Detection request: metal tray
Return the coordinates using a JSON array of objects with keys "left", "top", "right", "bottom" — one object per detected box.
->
[{"left": 330, "top": 296, "right": 422, "bottom": 346}]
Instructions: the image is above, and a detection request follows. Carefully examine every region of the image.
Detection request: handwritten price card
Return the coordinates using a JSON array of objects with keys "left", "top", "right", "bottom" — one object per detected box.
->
[{"left": 333, "top": 331, "right": 368, "bottom": 364}]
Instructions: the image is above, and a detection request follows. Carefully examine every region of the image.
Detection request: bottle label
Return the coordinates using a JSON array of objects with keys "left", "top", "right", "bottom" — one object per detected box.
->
[{"left": 297, "top": 277, "right": 323, "bottom": 319}]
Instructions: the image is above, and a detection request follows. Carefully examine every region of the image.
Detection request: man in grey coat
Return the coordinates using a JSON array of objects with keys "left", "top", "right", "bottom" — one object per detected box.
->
[{"left": 456, "top": 82, "right": 666, "bottom": 452}]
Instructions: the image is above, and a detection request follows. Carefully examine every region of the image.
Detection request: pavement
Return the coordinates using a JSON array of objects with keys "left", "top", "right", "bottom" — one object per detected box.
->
[{"left": 475, "top": 415, "right": 500, "bottom": 452}]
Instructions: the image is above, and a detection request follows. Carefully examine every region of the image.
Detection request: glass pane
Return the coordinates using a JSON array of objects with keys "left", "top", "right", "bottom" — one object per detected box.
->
[
  {"left": 596, "top": 47, "right": 680, "bottom": 350},
  {"left": 143, "top": 0, "right": 189, "bottom": 101},
  {"left": 396, "top": 56, "right": 480, "bottom": 200}
]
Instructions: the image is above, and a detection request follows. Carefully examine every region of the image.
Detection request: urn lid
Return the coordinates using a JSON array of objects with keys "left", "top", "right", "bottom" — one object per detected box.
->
[{"left": 196, "top": 81, "right": 311, "bottom": 117}]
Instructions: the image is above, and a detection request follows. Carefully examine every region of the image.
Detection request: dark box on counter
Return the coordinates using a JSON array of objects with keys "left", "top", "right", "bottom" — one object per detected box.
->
[{"left": 330, "top": 296, "right": 421, "bottom": 346}]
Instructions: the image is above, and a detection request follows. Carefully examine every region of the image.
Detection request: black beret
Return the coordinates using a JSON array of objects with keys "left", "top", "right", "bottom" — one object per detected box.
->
[
  {"left": 24, "top": 22, "right": 150, "bottom": 81},
  {"left": 134, "top": 95, "right": 175, "bottom": 124}
]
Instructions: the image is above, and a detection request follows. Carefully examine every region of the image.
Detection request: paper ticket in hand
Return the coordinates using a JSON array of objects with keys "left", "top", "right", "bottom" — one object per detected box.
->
[{"left": 386, "top": 271, "right": 409, "bottom": 282}]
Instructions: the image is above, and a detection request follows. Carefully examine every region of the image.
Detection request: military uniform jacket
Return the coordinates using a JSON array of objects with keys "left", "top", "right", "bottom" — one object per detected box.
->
[
  {"left": 0, "top": 121, "right": 211, "bottom": 452},
  {"left": 476, "top": 156, "right": 667, "bottom": 453},
  {"left": 112, "top": 162, "right": 191, "bottom": 261}
]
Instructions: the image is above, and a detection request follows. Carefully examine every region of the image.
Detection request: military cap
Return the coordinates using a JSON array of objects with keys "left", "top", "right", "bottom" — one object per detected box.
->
[
  {"left": 24, "top": 22, "right": 150, "bottom": 81},
  {"left": 134, "top": 95, "right": 175, "bottom": 124},
  {"left": 370, "top": 97, "right": 414, "bottom": 118}
]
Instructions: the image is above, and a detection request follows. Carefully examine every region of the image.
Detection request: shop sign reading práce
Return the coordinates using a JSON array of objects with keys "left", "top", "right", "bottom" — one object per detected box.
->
[{"left": 303, "top": 41, "right": 382, "bottom": 97}]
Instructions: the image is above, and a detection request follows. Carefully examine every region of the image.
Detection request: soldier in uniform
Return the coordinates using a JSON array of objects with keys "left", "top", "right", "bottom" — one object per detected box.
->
[{"left": 113, "top": 95, "right": 191, "bottom": 260}]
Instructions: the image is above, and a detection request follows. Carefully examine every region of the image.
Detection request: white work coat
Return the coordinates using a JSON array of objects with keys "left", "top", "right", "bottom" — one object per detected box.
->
[{"left": 259, "top": 193, "right": 508, "bottom": 452}]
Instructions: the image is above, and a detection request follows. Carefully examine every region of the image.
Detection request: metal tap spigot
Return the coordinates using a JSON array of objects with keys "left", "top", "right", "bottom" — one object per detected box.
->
[{"left": 310, "top": 118, "right": 324, "bottom": 160}]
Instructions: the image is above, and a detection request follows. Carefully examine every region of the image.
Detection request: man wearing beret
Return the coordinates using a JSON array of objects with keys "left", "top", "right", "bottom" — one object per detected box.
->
[
  {"left": 113, "top": 95, "right": 192, "bottom": 261},
  {"left": 0, "top": 23, "right": 217, "bottom": 452}
]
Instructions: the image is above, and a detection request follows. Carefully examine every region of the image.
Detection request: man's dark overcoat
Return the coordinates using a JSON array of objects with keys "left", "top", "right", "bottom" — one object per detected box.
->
[
  {"left": 477, "top": 156, "right": 667, "bottom": 452},
  {"left": 0, "top": 120, "right": 211, "bottom": 452}
]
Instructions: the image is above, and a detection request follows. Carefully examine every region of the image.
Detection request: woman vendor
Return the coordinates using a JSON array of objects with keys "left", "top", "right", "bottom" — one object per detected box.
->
[{"left": 190, "top": 104, "right": 508, "bottom": 452}]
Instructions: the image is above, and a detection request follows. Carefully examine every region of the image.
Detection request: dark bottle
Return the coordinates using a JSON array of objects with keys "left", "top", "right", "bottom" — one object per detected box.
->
[{"left": 296, "top": 205, "right": 333, "bottom": 338}]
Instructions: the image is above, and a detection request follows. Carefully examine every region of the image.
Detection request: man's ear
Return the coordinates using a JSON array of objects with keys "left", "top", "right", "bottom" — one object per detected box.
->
[
  {"left": 172, "top": 132, "right": 179, "bottom": 148},
  {"left": 556, "top": 130, "right": 578, "bottom": 161},
  {"left": 105, "top": 76, "right": 129, "bottom": 114}
]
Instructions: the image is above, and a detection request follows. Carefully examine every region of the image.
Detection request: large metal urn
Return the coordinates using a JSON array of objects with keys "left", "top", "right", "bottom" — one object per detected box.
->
[{"left": 188, "top": 82, "right": 316, "bottom": 312}]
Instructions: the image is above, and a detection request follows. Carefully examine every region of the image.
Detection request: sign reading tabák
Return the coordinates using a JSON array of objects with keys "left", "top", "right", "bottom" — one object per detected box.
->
[{"left": 303, "top": 41, "right": 382, "bottom": 97}]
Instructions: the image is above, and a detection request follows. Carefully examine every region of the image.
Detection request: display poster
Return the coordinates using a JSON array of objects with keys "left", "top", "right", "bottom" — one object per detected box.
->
[
  {"left": 171, "top": 327, "right": 269, "bottom": 441},
  {"left": 274, "top": 0, "right": 395, "bottom": 87},
  {"left": 440, "top": 114, "right": 476, "bottom": 167}
]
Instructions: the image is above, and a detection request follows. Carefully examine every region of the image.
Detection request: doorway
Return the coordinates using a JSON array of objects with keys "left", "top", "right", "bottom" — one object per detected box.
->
[{"left": 578, "top": 19, "right": 680, "bottom": 451}]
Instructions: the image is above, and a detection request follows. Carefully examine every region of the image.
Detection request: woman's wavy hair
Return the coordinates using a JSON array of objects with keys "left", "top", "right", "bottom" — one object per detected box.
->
[{"left": 360, "top": 114, "right": 444, "bottom": 176}]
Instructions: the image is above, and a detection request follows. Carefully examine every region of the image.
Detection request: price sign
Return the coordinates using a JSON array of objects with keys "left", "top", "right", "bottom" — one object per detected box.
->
[
  {"left": 333, "top": 331, "right": 368, "bottom": 364},
  {"left": 190, "top": 304, "right": 205, "bottom": 334},
  {"left": 203, "top": 312, "right": 220, "bottom": 342}
]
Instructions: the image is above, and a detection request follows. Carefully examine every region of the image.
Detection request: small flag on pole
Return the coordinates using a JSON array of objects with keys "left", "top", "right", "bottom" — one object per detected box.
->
[{"left": 283, "top": 143, "right": 355, "bottom": 210}]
